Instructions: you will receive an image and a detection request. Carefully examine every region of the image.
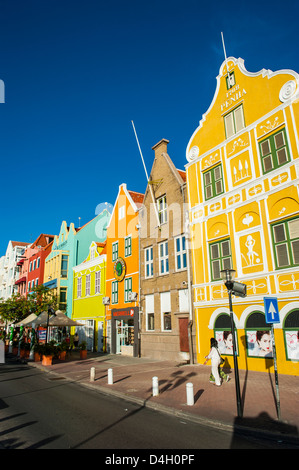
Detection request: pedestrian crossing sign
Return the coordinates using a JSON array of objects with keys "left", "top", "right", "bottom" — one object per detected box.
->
[{"left": 264, "top": 297, "right": 280, "bottom": 324}]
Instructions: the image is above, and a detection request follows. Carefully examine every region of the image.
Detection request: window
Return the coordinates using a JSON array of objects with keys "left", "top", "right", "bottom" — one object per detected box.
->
[
  {"left": 86, "top": 274, "right": 91, "bottom": 296},
  {"left": 159, "top": 241, "right": 169, "bottom": 275},
  {"left": 61, "top": 255, "right": 68, "bottom": 278},
  {"left": 27, "top": 281, "right": 31, "bottom": 292},
  {"left": 245, "top": 312, "right": 272, "bottom": 358},
  {"left": 284, "top": 310, "right": 299, "bottom": 362},
  {"left": 157, "top": 195, "right": 167, "bottom": 224},
  {"left": 224, "top": 104, "right": 245, "bottom": 139},
  {"left": 210, "top": 239, "right": 232, "bottom": 281},
  {"left": 119, "top": 205, "right": 125, "bottom": 220},
  {"left": 145, "top": 246, "right": 153, "bottom": 278},
  {"left": 37, "top": 257, "right": 40, "bottom": 269},
  {"left": 77, "top": 277, "right": 82, "bottom": 298},
  {"left": 272, "top": 218, "right": 299, "bottom": 269},
  {"left": 95, "top": 271, "right": 101, "bottom": 294},
  {"left": 203, "top": 165, "right": 224, "bottom": 200},
  {"left": 160, "top": 291, "right": 171, "bottom": 331},
  {"left": 35, "top": 278, "right": 38, "bottom": 287},
  {"left": 125, "top": 236, "right": 132, "bottom": 257},
  {"left": 90, "top": 246, "right": 96, "bottom": 260},
  {"left": 145, "top": 294, "right": 155, "bottom": 331},
  {"left": 112, "top": 281, "right": 118, "bottom": 304},
  {"left": 33, "top": 259, "right": 36, "bottom": 271},
  {"left": 259, "top": 128, "right": 290, "bottom": 174},
  {"left": 124, "top": 277, "right": 132, "bottom": 302},
  {"left": 214, "top": 314, "right": 236, "bottom": 356},
  {"left": 112, "top": 242, "right": 118, "bottom": 262},
  {"left": 29, "top": 262, "right": 32, "bottom": 272},
  {"left": 175, "top": 235, "right": 187, "bottom": 270},
  {"left": 59, "top": 287, "right": 67, "bottom": 311},
  {"left": 226, "top": 71, "right": 235, "bottom": 90}
]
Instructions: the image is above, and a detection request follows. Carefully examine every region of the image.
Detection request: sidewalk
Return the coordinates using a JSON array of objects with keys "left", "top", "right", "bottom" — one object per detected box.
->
[{"left": 27, "top": 351, "right": 299, "bottom": 442}]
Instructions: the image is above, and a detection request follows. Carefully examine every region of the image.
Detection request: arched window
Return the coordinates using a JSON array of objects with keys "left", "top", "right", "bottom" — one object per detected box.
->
[
  {"left": 214, "top": 313, "right": 237, "bottom": 356},
  {"left": 284, "top": 310, "right": 299, "bottom": 361},
  {"left": 245, "top": 312, "right": 273, "bottom": 358}
]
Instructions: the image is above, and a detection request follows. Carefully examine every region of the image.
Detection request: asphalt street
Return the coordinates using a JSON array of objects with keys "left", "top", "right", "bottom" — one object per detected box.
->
[{"left": 1, "top": 359, "right": 298, "bottom": 450}]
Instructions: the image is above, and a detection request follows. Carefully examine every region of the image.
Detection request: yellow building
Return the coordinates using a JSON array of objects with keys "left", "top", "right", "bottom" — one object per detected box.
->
[
  {"left": 72, "top": 241, "right": 107, "bottom": 351},
  {"left": 186, "top": 57, "right": 299, "bottom": 375}
]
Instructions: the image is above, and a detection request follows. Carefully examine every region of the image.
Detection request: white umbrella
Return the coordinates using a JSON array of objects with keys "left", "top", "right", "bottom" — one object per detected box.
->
[
  {"left": 15, "top": 313, "right": 38, "bottom": 327},
  {"left": 25, "top": 311, "right": 50, "bottom": 327}
]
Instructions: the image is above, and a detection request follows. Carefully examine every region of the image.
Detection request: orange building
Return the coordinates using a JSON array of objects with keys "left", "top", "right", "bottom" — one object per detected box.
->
[{"left": 105, "top": 183, "right": 144, "bottom": 356}]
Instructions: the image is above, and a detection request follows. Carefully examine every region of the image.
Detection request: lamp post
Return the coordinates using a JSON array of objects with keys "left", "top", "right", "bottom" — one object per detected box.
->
[
  {"left": 220, "top": 269, "right": 246, "bottom": 419},
  {"left": 46, "top": 306, "right": 55, "bottom": 344}
]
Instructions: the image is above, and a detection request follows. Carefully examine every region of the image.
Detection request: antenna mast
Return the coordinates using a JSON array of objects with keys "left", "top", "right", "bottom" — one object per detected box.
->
[{"left": 131, "top": 121, "right": 161, "bottom": 228}]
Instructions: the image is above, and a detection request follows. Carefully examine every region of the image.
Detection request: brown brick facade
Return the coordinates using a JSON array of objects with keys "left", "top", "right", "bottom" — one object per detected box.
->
[{"left": 139, "top": 139, "right": 196, "bottom": 362}]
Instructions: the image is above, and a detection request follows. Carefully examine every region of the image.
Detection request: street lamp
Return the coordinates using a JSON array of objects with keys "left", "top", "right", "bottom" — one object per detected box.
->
[
  {"left": 46, "top": 306, "right": 55, "bottom": 344},
  {"left": 220, "top": 269, "right": 246, "bottom": 418}
]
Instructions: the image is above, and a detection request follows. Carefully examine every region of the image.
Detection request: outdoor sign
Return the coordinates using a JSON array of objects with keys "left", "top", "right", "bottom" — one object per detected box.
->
[{"left": 264, "top": 297, "right": 280, "bottom": 324}]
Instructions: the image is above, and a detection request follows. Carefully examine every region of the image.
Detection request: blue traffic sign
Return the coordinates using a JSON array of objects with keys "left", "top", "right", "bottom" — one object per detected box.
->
[{"left": 264, "top": 297, "right": 280, "bottom": 324}]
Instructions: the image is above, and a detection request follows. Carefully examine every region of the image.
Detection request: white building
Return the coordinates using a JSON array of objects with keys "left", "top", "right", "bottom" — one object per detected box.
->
[{"left": 0, "top": 241, "right": 29, "bottom": 300}]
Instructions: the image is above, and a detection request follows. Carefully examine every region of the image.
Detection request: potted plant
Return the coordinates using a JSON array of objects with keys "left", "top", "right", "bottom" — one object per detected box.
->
[
  {"left": 57, "top": 340, "right": 69, "bottom": 361},
  {"left": 79, "top": 341, "right": 87, "bottom": 359},
  {"left": 20, "top": 341, "right": 30, "bottom": 359},
  {"left": 33, "top": 343, "right": 43, "bottom": 362},
  {"left": 12, "top": 340, "right": 19, "bottom": 356},
  {"left": 40, "top": 341, "right": 56, "bottom": 366}
]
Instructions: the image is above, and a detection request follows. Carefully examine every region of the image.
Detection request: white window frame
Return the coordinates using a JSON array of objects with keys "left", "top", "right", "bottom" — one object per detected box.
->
[
  {"left": 112, "top": 281, "right": 118, "bottom": 304},
  {"left": 86, "top": 274, "right": 91, "bottom": 296},
  {"left": 145, "top": 294, "right": 155, "bottom": 331},
  {"left": 125, "top": 236, "right": 132, "bottom": 257},
  {"left": 175, "top": 235, "right": 187, "bottom": 271},
  {"left": 112, "top": 242, "right": 118, "bottom": 262},
  {"left": 95, "top": 270, "right": 101, "bottom": 294},
  {"left": 224, "top": 104, "right": 245, "bottom": 139},
  {"left": 157, "top": 195, "right": 167, "bottom": 224},
  {"left": 77, "top": 277, "right": 82, "bottom": 298},
  {"left": 145, "top": 246, "right": 153, "bottom": 278},
  {"left": 160, "top": 291, "right": 171, "bottom": 331},
  {"left": 124, "top": 277, "right": 132, "bottom": 302},
  {"left": 159, "top": 241, "right": 169, "bottom": 275}
]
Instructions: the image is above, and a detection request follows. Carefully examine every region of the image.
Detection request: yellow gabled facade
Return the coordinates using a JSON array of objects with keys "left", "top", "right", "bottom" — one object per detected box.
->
[
  {"left": 72, "top": 241, "right": 107, "bottom": 351},
  {"left": 186, "top": 57, "right": 299, "bottom": 375}
]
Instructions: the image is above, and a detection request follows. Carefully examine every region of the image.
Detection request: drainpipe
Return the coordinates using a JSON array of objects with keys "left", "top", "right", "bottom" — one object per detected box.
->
[
  {"left": 136, "top": 222, "right": 141, "bottom": 358},
  {"left": 181, "top": 184, "right": 194, "bottom": 364}
]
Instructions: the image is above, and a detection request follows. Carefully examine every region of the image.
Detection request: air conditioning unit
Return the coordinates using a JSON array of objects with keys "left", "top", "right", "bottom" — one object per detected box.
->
[
  {"left": 128, "top": 291, "right": 138, "bottom": 302},
  {"left": 102, "top": 297, "right": 110, "bottom": 305}
]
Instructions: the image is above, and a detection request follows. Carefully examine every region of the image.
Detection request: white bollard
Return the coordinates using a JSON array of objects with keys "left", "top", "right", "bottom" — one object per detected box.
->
[
  {"left": 108, "top": 368, "right": 113, "bottom": 385},
  {"left": 90, "top": 367, "right": 95, "bottom": 382},
  {"left": 186, "top": 382, "right": 194, "bottom": 406},
  {"left": 152, "top": 376, "right": 159, "bottom": 396}
]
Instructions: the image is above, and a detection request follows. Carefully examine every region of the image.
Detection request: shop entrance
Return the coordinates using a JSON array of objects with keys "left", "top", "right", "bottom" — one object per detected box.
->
[{"left": 116, "top": 319, "right": 134, "bottom": 354}]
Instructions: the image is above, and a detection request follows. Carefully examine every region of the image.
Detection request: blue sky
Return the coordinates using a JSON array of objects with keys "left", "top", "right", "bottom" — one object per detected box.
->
[{"left": 0, "top": 0, "right": 298, "bottom": 254}]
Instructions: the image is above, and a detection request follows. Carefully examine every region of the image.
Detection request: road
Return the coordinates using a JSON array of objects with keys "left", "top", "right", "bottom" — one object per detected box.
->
[{"left": 0, "top": 359, "right": 298, "bottom": 450}]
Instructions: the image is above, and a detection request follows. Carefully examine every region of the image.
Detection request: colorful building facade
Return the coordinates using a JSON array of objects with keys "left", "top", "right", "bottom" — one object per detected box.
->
[
  {"left": 105, "top": 184, "right": 144, "bottom": 357},
  {"left": 72, "top": 241, "right": 107, "bottom": 351},
  {"left": 186, "top": 57, "right": 299, "bottom": 375}
]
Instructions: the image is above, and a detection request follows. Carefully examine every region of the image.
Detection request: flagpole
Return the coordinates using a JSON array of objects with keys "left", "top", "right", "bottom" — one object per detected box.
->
[
  {"left": 131, "top": 120, "right": 160, "bottom": 228},
  {"left": 221, "top": 31, "right": 231, "bottom": 84}
]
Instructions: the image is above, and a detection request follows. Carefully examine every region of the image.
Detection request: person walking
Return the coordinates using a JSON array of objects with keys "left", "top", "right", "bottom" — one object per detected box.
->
[{"left": 204, "top": 338, "right": 229, "bottom": 386}]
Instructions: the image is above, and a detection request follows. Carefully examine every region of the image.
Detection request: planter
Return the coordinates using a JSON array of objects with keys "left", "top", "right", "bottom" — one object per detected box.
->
[
  {"left": 58, "top": 350, "right": 67, "bottom": 361},
  {"left": 80, "top": 349, "right": 87, "bottom": 360},
  {"left": 12, "top": 347, "right": 18, "bottom": 356},
  {"left": 20, "top": 349, "right": 26, "bottom": 358},
  {"left": 42, "top": 355, "right": 53, "bottom": 366},
  {"left": 34, "top": 352, "right": 42, "bottom": 362}
]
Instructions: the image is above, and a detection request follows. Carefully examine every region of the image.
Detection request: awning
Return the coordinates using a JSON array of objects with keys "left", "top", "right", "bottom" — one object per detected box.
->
[
  {"left": 15, "top": 276, "right": 26, "bottom": 285},
  {"left": 25, "top": 311, "right": 50, "bottom": 327}
]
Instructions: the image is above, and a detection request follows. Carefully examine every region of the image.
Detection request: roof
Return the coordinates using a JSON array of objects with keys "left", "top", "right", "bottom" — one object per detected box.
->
[
  {"left": 11, "top": 241, "right": 29, "bottom": 248},
  {"left": 177, "top": 169, "right": 186, "bottom": 182},
  {"left": 128, "top": 190, "right": 144, "bottom": 206}
]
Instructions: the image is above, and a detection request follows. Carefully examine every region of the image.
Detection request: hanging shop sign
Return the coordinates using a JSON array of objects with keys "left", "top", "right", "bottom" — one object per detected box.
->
[{"left": 114, "top": 257, "right": 126, "bottom": 282}]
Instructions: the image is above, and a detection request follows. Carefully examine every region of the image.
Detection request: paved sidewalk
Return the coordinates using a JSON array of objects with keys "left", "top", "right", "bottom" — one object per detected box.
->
[{"left": 26, "top": 351, "right": 299, "bottom": 442}]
